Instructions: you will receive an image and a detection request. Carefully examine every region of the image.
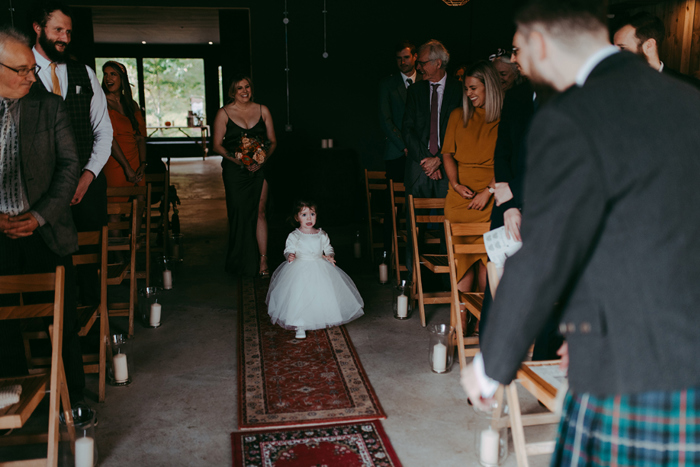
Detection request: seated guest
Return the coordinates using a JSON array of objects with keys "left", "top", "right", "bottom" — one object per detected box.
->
[
  {"left": 101, "top": 61, "right": 146, "bottom": 228},
  {"left": 442, "top": 61, "right": 503, "bottom": 333},
  {"left": 0, "top": 27, "right": 83, "bottom": 401},
  {"left": 489, "top": 49, "right": 522, "bottom": 91},
  {"left": 613, "top": 12, "right": 700, "bottom": 89}
]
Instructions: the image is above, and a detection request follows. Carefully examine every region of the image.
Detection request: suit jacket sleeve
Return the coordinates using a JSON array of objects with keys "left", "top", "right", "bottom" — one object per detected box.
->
[
  {"left": 31, "top": 97, "right": 80, "bottom": 226},
  {"left": 481, "top": 106, "right": 608, "bottom": 384},
  {"left": 379, "top": 79, "right": 405, "bottom": 152},
  {"left": 402, "top": 85, "right": 431, "bottom": 164}
]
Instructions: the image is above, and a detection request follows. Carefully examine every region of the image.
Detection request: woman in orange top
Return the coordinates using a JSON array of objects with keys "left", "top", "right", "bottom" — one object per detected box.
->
[
  {"left": 101, "top": 61, "right": 146, "bottom": 208},
  {"left": 443, "top": 61, "right": 503, "bottom": 305}
]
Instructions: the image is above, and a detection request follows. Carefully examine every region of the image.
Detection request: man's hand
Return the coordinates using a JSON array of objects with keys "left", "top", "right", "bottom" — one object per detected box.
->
[
  {"left": 71, "top": 171, "right": 96, "bottom": 206},
  {"left": 494, "top": 182, "right": 513, "bottom": 206},
  {"left": 557, "top": 342, "right": 569, "bottom": 374},
  {"left": 4, "top": 213, "right": 39, "bottom": 239},
  {"left": 460, "top": 363, "right": 497, "bottom": 412},
  {"left": 420, "top": 156, "right": 442, "bottom": 177},
  {"left": 503, "top": 208, "right": 522, "bottom": 242},
  {"left": 428, "top": 170, "right": 442, "bottom": 180},
  {"left": 287, "top": 253, "right": 296, "bottom": 263}
]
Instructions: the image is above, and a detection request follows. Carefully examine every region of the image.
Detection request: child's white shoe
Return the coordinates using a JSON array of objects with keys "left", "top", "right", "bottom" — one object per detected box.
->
[{"left": 295, "top": 328, "right": 306, "bottom": 339}]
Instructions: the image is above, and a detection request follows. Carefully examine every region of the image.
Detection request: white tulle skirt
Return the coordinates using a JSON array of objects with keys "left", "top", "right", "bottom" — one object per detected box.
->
[{"left": 266, "top": 258, "right": 364, "bottom": 330}]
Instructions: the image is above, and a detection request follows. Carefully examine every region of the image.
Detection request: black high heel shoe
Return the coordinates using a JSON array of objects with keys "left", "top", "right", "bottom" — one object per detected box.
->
[{"left": 259, "top": 254, "right": 270, "bottom": 278}]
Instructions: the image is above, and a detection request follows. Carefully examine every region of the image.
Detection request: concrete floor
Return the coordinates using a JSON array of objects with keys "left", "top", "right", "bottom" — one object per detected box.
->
[{"left": 2, "top": 157, "right": 556, "bottom": 466}]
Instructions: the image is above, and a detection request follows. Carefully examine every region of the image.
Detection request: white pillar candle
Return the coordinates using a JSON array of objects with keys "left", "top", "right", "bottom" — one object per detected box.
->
[
  {"left": 327, "top": 139, "right": 334, "bottom": 148},
  {"left": 150, "top": 302, "right": 162, "bottom": 326},
  {"left": 397, "top": 294, "right": 408, "bottom": 318},
  {"left": 113, "top": 353, "right": 129, "bottom": 383},
  {"left": 74, "top": 436, "right": 94, "bottom": 467},
  {"left": 163, "top": 269, "right": 172, "bottom": 290},
  {"left": 480, "top": 427, "right": 500, "bottom": 465},
  {"left": 432, "top": 342, "right": 447, "bottom": 372},
  {"left": 353, "top": 241, "right": 361, "bottom": 259},
  {"left": 321, "top": 139, "right": 328, "bottom": 149},
  {"left": 378, "top": 263, "right": 388, "bottom": 284}
]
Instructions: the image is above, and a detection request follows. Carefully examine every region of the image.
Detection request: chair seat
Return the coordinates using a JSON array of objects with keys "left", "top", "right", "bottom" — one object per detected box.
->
[
  {"left": 76, "top": 304, "right": 99, "bottom": 335},
  {"left": 0, "top": 374, "right": 49, "bottom": 430},
  {"left": 460, "top": 292, "right": 483, "bottom": 320},
  {"left": 420, "top": 254, "right": 449, "bottom": 273},
  {"left": 422, "top": 290, "right": 452, "bottom": 305},
  {"left": 107, "top": 263, "right": 129, "bottom": 284}
]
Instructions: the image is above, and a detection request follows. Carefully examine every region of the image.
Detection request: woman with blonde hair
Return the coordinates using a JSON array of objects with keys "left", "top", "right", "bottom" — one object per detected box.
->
[{"left": 443, "top": 60, "right": 503, "bottom": 333}]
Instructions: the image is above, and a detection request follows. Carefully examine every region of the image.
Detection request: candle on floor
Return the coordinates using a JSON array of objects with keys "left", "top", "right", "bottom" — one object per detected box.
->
[
  {"left": 113, "top": 353, "right": 129, "bottom": 383},
  {"left": 432, "top": 342, "right": 447, "bottom": 372},
  {"left": 74, "top": 436, "right": 94, "bottom": 467},
  {"left": 150, "top": 302, "right": 162, "bottom": 326},
  {"left": 480, "top": 427, "right": 500, "bottom": 465},
  {"left": 397, "top": 294, "right": 408, "bottom": 318},
  {"left": 327, "top": 139, "right": 334, "bottom": 148},
  {"left": 321, "top": 139, "right": 328, "bottom": 149},
  {"left": 353, "top": 242, "right": 361, "bottom": 259},
  {"left": 163, "top": 269, "right": 172, "bottom": 290},
  {"left": 378, "top": 263, "right": 388, "bottom": 284}
]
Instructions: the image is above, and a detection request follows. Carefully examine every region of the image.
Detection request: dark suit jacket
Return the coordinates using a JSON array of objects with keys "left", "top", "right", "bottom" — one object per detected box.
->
[
  {"left": 19, "top": 85, "right": 80, "bottom": 257},
  {"left": 379, "top": 72, "right": 422, "bottom": 160},
  {"left": 402, "top": 76, "right": 462, "bottom": 193},
  {"left": 490, "top": 81, "right": 535, "bottom": 228},
  {"left": 663, "top": 65, "right": 700, "bottom": 90},
  {"left": 482, "top": 51, "right": 700, "bottom": 395}
]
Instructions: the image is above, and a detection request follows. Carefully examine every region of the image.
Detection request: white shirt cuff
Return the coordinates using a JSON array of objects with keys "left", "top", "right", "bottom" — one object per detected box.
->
[{"left": 474, "top": 353, "right": 499, "bottom": 398}]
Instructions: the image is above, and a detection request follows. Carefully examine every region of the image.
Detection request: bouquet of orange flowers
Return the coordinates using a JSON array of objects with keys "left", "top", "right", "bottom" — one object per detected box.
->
[{"left": 234, "top": 134, "right": 270, "bottom": 168}]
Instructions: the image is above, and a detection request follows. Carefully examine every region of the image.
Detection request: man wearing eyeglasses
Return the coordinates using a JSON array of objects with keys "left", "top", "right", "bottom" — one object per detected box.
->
[
  {"left": 29, "top": 0, "right": 112, "bottom": 232},
  {"left": 0, "top": 27, "right": 81, "bottom": 400}
]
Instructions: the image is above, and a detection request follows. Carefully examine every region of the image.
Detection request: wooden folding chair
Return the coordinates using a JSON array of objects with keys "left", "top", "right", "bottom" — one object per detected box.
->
[
  {"left": 145, "top": 171, "right": 170, "bottom": 258},
  {"left": 389, "top": 180, "right": 408, "bottom": 284},
  {"left": 106, "top": 199, "right": 139, "bottom": 338},
  {"left": 444, "top": 220, "right": 491, "bottom": 368},
  {"left": 364, "top": 169, "right": 387, "bottom": 264},
  {"left": 487, "top": 261, "right": 564, "bottom": 467},
  {"left": 0, "top": 267, "right": 76, "bottom": 466},
  {"left": 408, "top": 195, "right": 452, "bottom": 327}
]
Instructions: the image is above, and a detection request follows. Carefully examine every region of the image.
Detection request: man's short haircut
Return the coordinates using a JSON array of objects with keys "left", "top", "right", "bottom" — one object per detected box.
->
[
  {"left": 0, "top": 27, "right": 31, "bottom": 59},
  {"left": 28, "top": 0, "right": 72, "bottom": 29},
  {"left": 515, "top": 0, "right": 608, "bottom": 45},
  {"left": 418, "top": 40, "right": 450, "bottom": 69},
  {"left": 395, "top": 40, "right": 417, "bottom": 56},
  {"left": 622, "top": 12, "right": 664, "bottom": 48}
]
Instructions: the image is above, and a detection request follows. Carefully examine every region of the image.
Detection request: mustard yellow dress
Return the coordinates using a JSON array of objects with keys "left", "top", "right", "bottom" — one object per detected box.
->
[{"left": 443, "top": 107, "right": 499, "bottom": 280}]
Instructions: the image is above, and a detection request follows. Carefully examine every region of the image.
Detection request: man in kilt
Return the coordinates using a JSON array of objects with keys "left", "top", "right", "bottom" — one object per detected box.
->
[{"left": 461, "top": 0, "right": 700, "bottom": 465}]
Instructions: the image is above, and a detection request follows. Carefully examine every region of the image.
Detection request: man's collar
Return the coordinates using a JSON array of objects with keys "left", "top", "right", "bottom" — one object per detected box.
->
[
  {"left": 658, "top": 61, "right": 665, "bottom": 72},
  {"left": 575, "top": 45, "right": 619, "bottom": 86},
  {"left": 430, "top": 72, "right": 448, "bottom": 87},
  {"left": 32, "top": 46, "right": 51, "bottom": 67},
  {"left": 401, "top": 70, "right": 416, "bottom": 81}
]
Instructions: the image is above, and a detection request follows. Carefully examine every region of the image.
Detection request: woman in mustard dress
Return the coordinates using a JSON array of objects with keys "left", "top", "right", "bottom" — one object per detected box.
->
[{"left": 443, "top": 61, "right": 503, "bottom": 299}]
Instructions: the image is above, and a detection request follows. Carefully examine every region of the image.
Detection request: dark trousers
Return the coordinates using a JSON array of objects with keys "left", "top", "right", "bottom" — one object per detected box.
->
[{"left": 0, "top": 233, "right": 85, "bottom": 400}]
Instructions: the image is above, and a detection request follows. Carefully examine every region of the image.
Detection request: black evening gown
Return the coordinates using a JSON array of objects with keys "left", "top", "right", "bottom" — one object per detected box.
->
[{"left": 221, "top": 116, "right": 267, "bottom": 276}]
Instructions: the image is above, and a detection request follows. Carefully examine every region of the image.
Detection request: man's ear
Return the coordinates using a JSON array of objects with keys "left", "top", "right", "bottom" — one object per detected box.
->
[
  {"left": 530, "top": 30, "right": 548, "bottom": 61},
  {"left": 32, "top": 22, "right": 41, "bottom": 37},
  {"left": 435, "top": 59, "right": 443, "bottom": 70},
  {"left": 642, "top": 38, "right": 657, "bottom": 58}
]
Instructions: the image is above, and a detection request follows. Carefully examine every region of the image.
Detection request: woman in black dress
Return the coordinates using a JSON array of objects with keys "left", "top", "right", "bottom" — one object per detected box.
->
[{"left": 212, "top": 75, "right": 277, "bottom": 276}]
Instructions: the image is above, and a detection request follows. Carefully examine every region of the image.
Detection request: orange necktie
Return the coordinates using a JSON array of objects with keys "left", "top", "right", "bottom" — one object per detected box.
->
[{"left": 50, "top": 62, "right": 61, "bottom": 96}]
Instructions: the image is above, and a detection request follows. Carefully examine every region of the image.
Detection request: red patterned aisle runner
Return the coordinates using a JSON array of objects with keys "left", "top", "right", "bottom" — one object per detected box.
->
[
  {"left": 232, "top": 421, "right": 403, "bottom": 467},
  {"left": 238, "top": 277, "right": 386, "bottom": 430}
]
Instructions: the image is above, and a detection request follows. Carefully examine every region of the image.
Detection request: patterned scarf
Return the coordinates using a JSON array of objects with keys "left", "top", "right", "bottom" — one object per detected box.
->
[{"left": 0, "top": 98, "right": 24, "bottom": 216}]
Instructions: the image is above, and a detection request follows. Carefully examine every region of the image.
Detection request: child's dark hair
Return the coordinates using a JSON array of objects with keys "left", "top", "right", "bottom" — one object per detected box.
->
[{"left": 289, "top": 199, "right": 318, "bottom": 227}]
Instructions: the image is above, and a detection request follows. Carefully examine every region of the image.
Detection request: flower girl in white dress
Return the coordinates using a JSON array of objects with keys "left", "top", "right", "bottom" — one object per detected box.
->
[{"left": 266, "top": 200, "right": 364, "bottom": 339}]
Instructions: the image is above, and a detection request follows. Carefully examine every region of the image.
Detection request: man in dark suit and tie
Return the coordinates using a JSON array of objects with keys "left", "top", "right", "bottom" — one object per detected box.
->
[
  {"left": 462, "top": 1, "right": 700, "bottom": 464},
  {"left": 613, "top": 12, "right": 700, "bottom": 89},
  {"left": 378, "top": 41, "right": 421, "bottom": 252},
  {"left": 0, "top": 28, "right": 84, "bottom": 402}
]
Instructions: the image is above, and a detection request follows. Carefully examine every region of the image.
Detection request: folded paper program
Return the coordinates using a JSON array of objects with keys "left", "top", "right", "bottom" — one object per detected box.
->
[
  {"left": 0, "top": 384, "right": 22, "bottom": 409},
  {"left": 484, "top": 226, "right": 523, "bottom": 269}
]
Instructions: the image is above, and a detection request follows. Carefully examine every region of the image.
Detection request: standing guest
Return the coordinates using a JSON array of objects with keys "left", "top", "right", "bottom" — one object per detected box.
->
[
  {"left": 0, "top": 28, "right": 83, "bottom": 402},
  {"left": 29, "top": 1, "right": 112, "bottom": 231},
  {"left": 212, "top": 74, "right": 277, "bottom": 277},
  {"left": 378, "top": 40, "right": 420, "bottom": 253},
  {"left": 442, "top": 61, "right": 503, "bottom": 335},
  {"left": 101, "top": 61, "right": 146, "bottom": 224},
  {"left": 613, "top": 12, "right": 700, "bottom": 89},
  {"left": 454, "top": 64, "right": 468, "bottom": 82},
  {"left": 489, "top": 48, "right": 522, "bottom": 92},
  {"left": 462, "top": 2, "right": 700, "bottom": 465}
]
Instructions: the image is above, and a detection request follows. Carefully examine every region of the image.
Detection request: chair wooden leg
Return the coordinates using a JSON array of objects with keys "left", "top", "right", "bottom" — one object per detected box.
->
[
  {"left": 98, "top": 306, "right": 108, "bottom": 402},
  {"left": 454, "top": 302, "right": 467, "bottom": 370},
  {"left": 507, "top": 382, "right": 530, "bottom": 467}
]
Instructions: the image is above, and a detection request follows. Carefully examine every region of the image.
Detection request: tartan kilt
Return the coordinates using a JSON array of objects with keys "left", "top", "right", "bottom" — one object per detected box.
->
[{"left": 551, "top": 388, "right": 700, "bottom": 466}]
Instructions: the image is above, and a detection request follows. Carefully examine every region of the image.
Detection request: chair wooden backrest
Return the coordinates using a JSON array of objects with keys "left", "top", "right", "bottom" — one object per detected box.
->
[
  {"left": 364, "top": 169, "right": 387, "bottom": 263},
  {"left": 0, "top": 267, "right": 75, "bottom": 466},
  {"left": 389, "top": 179, "right": 408, "bottom": 284},
  {"left": 444, "top": 220, "right": 491, "bottom": 367},
  {"left": 408, "top": 195, "right": 450, "bottom": 327},
  {"left": 106, "top": 199, "right": 139, "bottom": 338},
  {"left": 145, "top": 171, "right": 170, "bottom": 256}
]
